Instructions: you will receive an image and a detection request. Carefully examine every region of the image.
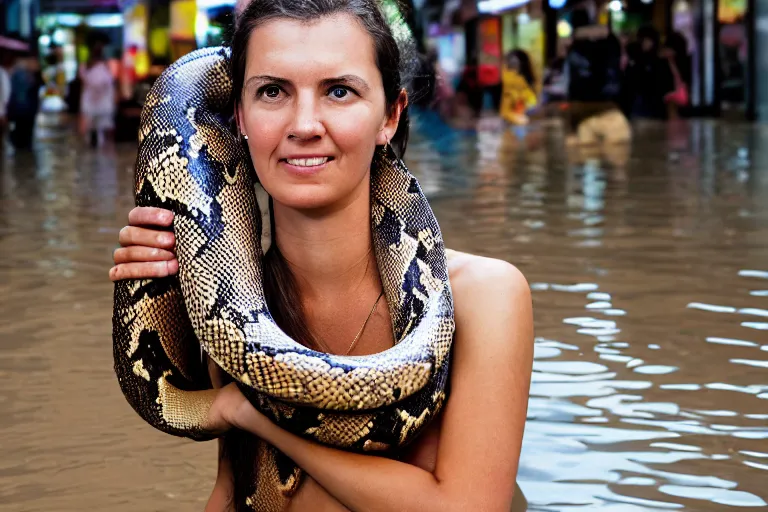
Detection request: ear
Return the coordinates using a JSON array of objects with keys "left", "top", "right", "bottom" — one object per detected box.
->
[{"left": 376, "top": 89, "right": 408, "bottom": 145}]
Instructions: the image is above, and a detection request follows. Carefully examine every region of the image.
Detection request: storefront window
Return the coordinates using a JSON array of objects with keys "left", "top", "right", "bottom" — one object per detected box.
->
[{"left": 718, "top": 0, "right": 747, "bottom": 108}]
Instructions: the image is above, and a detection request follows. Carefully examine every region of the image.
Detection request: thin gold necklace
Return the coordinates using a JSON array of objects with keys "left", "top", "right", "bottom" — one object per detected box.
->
[{"left": 316, "top": 290, "right": 385, "bottom": 356}]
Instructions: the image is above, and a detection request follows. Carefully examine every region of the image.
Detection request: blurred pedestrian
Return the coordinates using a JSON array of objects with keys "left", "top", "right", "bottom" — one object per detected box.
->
[
  {"left": 624, "top": 26, "right": 674, "bottom": 120},
  {"left": 662, "top": 31, "right": 691, "bottom": 119},
  {"left": 0, "top": 53, "right": 10, "bottom": 148},
  {"left": 454, "top": 61, "right": 483, "bottom": 122},
  {"left": 563, "top": 7, "right": 630, "bottom": 146},
  {"left": 499, "top": 49, "right": 537, "bottom": 125},
  {"left": 80, "top": 36, "right": 115, "bottom": 148},
  {"left": 8, "top": 52, "right": 42, "bottom": 150},
  {"left": 541, "top": 55, "right": 567, "bottom": 104}
]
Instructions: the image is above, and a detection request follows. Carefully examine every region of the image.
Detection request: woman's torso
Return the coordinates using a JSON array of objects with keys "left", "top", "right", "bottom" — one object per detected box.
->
[{"left": 215, "top": 250, "right": 526, "bottom": 511}]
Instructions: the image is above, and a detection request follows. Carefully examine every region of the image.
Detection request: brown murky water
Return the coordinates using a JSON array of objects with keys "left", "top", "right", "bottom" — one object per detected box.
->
[{"left": 1, "top": 115, "right": 766, "bottom": 511}]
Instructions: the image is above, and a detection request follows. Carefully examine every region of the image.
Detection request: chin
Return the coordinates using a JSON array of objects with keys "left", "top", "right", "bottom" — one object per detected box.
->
[{"left": 268, "top": 183, "right": 349, "bottom": 212}]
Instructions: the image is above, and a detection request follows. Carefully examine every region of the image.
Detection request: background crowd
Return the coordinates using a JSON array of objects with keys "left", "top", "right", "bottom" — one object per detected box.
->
[
  {"left": 0, "top": 5, "right": 700, "bottom": 154},
  {"left": 0, "top": 31, "right": 116, "bottom": 152},
  {"left": 429, "top": 6, "right": 693, "bottom": 146}
]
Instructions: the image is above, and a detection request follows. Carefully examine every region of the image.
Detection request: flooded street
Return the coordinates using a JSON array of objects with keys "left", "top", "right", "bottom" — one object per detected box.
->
[{"left": 1, "top": 115, "right": 767, "bottom": 511}]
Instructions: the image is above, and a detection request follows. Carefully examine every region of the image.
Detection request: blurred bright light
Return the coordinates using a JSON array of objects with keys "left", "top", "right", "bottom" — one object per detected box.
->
[
  {"left": 478, "top": 0, "right": 530, "bottom": 14},
  {"left": 39, "top": 34, "right": 51, "bottom": 46},
  {"left": 549, "top": 0, "right": 567, "bottom": 7},
  {"left": 608, "top": 0, "right": 623, "bottom": 12},
  {"left": 196, "top": 0, "right": 236, "bottom": 8},
  {"left": 195, "top": 11, "right": 210, "bottom": 47},
  {"left": 556, "top": 20, "right": 572, "bottom": 38},
  {"left": 52, "top": 28, "right": 67, "bottom": 45},
  {"left": 55, "top": 13, "right": 83, "bottom": 27},
  {"left": 517, "top": 11, "right": 530, "bottom": 24},
  {"left": 87, "top": 14, "right": 123, "bottom": 28}
]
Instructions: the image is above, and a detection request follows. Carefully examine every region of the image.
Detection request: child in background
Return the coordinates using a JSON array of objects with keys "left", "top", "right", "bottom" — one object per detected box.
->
[{"left": 500, "top": 49, "right": 537, "bottom": 125}]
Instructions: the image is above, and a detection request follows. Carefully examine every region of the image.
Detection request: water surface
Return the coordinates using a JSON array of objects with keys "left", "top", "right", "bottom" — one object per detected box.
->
[{"left": 1, "top": 117, "right": 766, "bottom": 510}]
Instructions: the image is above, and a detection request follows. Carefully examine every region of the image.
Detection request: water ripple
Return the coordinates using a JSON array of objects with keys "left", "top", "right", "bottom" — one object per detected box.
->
[{"left": 3, "top": 117, "right": 767, "bottom": 510}]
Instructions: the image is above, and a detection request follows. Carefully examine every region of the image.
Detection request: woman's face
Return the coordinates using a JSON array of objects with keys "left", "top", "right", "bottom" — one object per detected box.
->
[{"left": 237, "top": 14, "right": 401, "bottom": 211}]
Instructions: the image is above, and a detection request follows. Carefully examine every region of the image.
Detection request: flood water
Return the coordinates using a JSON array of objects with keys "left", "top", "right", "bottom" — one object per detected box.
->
[{"left": 1, "top": 115, "right": 767, "bottom": 511}]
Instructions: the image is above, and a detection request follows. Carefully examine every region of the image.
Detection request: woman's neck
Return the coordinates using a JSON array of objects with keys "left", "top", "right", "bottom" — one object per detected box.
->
[{"left": 271, "top": 190, "right": 379, "bottom": 301}]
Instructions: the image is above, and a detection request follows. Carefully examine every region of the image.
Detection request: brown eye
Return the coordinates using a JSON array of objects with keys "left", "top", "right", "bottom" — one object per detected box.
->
[{"left": 264, "top": 85, "right": 281, "bottom": 98}]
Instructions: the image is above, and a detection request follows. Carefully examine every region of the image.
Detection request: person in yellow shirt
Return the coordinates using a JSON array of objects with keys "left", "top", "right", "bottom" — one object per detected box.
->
[{"left": 500, "top": 49, "right": 537, "bottom": 125}]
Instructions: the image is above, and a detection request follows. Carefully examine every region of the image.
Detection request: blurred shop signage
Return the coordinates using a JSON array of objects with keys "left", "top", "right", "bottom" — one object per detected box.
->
[
  {"left": 477, "top": 17, "right": 502, "bottom": 86},
  {"left": 123, "top": 0, "right": 150, "bottom": 80}
]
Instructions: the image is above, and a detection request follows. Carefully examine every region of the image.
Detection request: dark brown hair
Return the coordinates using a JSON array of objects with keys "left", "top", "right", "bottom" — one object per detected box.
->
[{"left": 224, "top": 1, "right": 415, "bottom": 508}]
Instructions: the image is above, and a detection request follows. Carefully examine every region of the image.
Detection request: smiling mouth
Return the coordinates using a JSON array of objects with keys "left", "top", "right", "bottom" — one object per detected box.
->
[{"left": 282, "top": 157, "right": 333, "bottom": 167}]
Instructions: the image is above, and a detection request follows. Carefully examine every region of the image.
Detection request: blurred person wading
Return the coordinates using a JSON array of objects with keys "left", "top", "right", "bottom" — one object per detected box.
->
[{"left": 564, "top": 7, "right": 631, "bottom": 146}]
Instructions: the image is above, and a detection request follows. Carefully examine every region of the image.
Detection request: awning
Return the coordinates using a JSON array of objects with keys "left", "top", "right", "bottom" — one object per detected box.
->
[{"left": 0, "top": 35, "right": 30, "bottom": 52}]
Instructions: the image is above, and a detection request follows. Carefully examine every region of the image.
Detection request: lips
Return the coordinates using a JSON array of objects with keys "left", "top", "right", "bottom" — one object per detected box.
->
[{"left": 283, "top": 157, "right": 332, "bottom": 167}]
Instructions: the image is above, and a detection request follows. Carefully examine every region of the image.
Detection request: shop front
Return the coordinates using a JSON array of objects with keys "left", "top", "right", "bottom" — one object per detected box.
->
[
  {"left": 671, "top": 0, "right": 756, "bottom": 119},
  {"left": 195, "top": 0, "right": 236, "bottom": 49},
  {"left": 496, "top": 0, "right": 545, "bottom": 92},
  {"left": 757, "top": 0, "right": 768, "bottom": 120},
  {"left": 36, "top": 13, "right": 124, "bottom": 113}
]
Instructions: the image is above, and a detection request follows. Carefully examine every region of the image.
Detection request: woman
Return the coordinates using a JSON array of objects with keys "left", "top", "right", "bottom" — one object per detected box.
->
[
  {"left": 110, "top": 1, "right": 533, "bottom": 510},
  {"left": 80, "top": 36, "right": 115, "bottom": 147}
]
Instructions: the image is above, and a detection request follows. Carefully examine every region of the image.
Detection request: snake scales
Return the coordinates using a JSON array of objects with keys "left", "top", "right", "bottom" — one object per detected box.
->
[{"left": 112, "top": 46, "right": 455, "bottom": 510}]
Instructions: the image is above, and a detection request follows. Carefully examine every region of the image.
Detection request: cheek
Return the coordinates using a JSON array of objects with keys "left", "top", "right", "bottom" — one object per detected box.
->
[
  {"left": 242, "top": 108, "right": 286, "bottom": 162},
  {"left": 326, "top": 105, "right": 381, "bottom": 154}
]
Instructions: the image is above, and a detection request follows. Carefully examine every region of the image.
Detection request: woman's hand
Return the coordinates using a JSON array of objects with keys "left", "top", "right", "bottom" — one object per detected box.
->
[
  {"left": 206, "top": 382, "right": 261, "bottom": 434},
  {"left": 109, "top": 206, "right": 178, "bottom": 281}
]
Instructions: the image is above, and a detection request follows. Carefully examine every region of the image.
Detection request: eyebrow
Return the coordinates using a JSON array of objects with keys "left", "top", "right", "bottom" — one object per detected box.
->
[
  {"left": 243, "top": 74, "right": 370, "bottom": 93},
  {"left": 244, "top": 75, "right": 290, "bottom": 91},
  {"left": 321, "top": 75, "right": 370, "bottom": 93}
]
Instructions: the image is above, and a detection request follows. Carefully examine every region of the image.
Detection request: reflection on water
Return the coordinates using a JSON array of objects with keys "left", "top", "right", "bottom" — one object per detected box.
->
[
  {"left": 1, "top": 116, "right": 767, "bottom": 510},
  {"left": 411, "top": 116, "right": 768, "bottom": 511}
]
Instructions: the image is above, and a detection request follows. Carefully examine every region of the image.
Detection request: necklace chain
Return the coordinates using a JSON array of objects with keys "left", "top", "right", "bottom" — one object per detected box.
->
[{"left": 316, "top": 290, "right": 384, "bottom": 356}]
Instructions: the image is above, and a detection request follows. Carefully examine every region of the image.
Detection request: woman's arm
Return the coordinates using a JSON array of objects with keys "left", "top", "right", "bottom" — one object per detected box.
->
[
  {"left": 205, "top": 439, "right": 235, "bottom": 512},
  {"left": 218, "top": 256, "right": 534, "bottom": 512}
]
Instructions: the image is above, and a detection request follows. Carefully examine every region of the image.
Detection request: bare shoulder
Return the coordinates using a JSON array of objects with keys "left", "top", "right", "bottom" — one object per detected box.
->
[
  {"left": 445, "top": 249, "right": 533, "bottom": 353},
  {"left": 446, "top": 249, "right": 530, "bottom": 306}
]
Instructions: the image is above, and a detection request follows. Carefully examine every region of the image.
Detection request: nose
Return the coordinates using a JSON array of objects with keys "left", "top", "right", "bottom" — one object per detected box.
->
[{"left": 288, "top": 91, "right": 326, "bottom": 142}]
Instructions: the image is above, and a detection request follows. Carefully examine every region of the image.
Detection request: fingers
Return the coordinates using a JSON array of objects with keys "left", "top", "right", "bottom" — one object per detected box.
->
[
  {"left": 128, "top": 206, "right": 174, "bottom": 227},
  {"left": 118, "top": 226, "right": 175, "bottom": 250},
  {"left": 113, "top": 246, "right": 176, "bottom": 265},
  {"left": 109, "top": 260, "right": 179, "bottom": 282}
]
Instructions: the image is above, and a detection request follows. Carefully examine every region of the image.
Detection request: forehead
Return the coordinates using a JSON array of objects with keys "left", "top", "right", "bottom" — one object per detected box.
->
[{"left": 246, "top": 14, "right": 379, "bottom": 79}]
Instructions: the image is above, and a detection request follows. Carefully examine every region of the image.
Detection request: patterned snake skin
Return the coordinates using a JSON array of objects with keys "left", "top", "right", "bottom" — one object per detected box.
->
[{"left": 113, "top": 47, "right": 455, "bottom": 510}]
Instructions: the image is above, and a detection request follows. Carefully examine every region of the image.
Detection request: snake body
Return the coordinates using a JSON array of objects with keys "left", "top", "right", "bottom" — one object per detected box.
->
[{"left": 113, "top": 47, "right": 454, "bottom": 510}]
